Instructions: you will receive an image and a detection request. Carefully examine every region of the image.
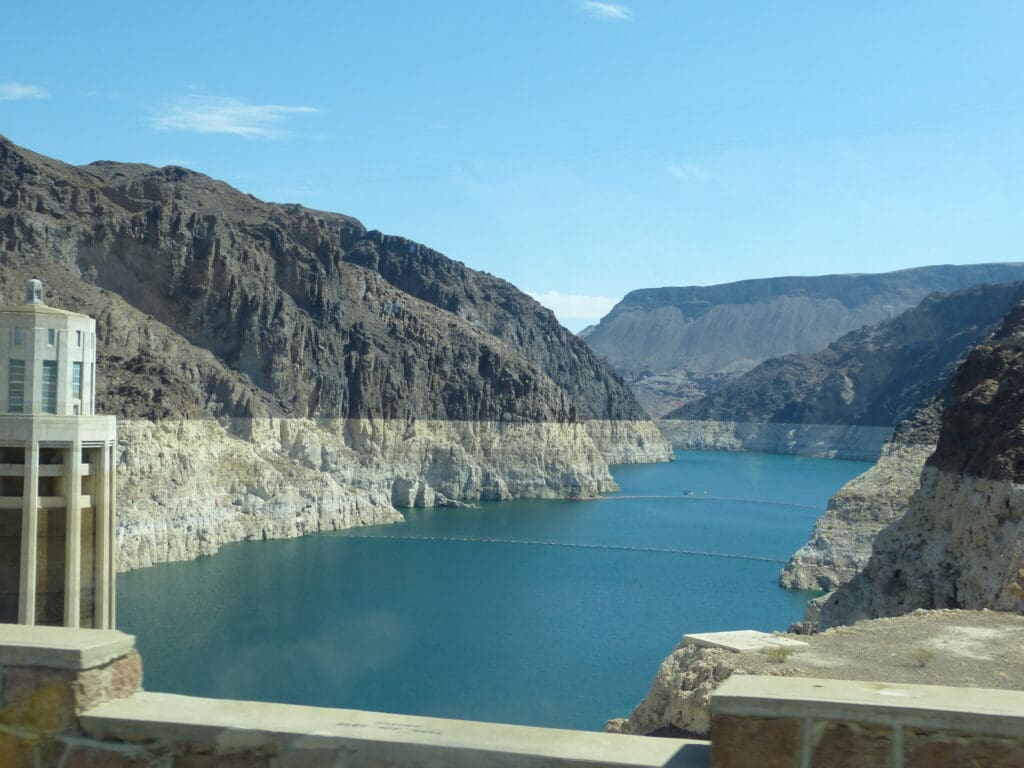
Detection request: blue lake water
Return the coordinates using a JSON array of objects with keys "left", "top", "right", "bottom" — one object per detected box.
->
[{"left": 117, "top": 450, "right": 870, "bottom": 731}]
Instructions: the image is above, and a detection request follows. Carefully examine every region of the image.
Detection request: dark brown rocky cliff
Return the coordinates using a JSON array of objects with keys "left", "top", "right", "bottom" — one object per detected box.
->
[
  {"left": 0, "top": 136, "right": 646, "bottom": 425},
  {"left": 928, "top": 300, "right": 1024, "bottom": 483}
]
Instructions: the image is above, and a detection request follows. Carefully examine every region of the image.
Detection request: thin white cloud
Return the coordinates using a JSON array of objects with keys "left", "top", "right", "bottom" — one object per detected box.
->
[
  {"left": 0, "top": 81, "right": 48, "bottom": 101},
  {"left": 79, "top": 89, "right": 122, "bottom": 100},
  {"left": 148, "top": 95, "right": 319, "bottom": 138},
  {"left": 668, "top": 163, "right": 711, "bottom": 181},
  {"left": 529, "top": 290, "right": 618, "bottom": 320},
  {"left": 578, "top": 2, "right": 633, "bottom": 21}
]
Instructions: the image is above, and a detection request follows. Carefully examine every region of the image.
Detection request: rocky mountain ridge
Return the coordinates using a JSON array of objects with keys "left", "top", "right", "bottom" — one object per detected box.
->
[
  {"left": 661, "top": 281, "right": 1024, "bottom": 457},
  {"left": 668, "top": 281, "right": 1024, "bottom": 426},
  {"left": 0, "top": 136, "right": 670, "bottom": 569},
  {"left": 584, "top": 265, "right": 1024, "bottom": 416}
]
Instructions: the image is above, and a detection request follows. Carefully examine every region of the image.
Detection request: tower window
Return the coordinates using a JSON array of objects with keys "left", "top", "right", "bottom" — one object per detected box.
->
[
  {"left": 76, "top": 330, "right": 82, "bottom": 347},
  {"left": 47, "top": 329, "right": 56, "bottom": 346},
  {"left": 73, "top": 361, "right": 83, "bottom": 400},
  {"left": 41, "top": 360, "right": 58, "bottom": 414},
  {"left": 8, "top": 360, "right": 24, "bottom": 413},
  {"left": 13, "top": 328, "right": 24, "bottom": 345}
]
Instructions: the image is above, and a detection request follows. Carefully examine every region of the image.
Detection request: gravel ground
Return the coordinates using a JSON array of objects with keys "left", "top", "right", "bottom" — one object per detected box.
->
[{"left": 769, "top": 609, "right": 1024, "bottom": 689}]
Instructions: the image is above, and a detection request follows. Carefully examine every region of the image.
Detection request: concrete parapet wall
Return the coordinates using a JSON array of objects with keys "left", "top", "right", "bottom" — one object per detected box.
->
[
  {"left": 711, "top": 675, "right": 1024, "bottom": 768},
  {"left": 9, "top": 625, "right": 1024, "bottom": 767},
  {"left": 80, "top": 692, "right": 709, "bottom": 768},
  {"left": 0, "top": 624, "right": 709, "bottom": 767}
]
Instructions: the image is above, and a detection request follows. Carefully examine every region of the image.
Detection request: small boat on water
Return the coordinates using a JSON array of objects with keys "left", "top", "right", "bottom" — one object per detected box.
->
[{"left": 684, "top": 489, "right": 695, "bottom": 496}]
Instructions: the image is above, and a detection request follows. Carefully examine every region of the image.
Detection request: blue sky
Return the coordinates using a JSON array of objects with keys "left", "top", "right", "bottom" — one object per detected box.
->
[{"left": 2, "top": 2, "right": 1023, "bottom": 331}]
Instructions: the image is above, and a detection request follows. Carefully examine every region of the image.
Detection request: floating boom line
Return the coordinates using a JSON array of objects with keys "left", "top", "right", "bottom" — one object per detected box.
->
[{"left": 339, "top": 534, "right": 786, "bottom": 564}]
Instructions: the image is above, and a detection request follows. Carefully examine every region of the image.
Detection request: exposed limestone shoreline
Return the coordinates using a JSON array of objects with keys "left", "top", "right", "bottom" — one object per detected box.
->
[
  {"left": 819, "top": 468, "right": 1024, "bottom": 628},
  {"left": 779, "top": 440, "right": 935, "bottom": 591},
  {"left": 115, "top": 417, "right": 671, "bottom": 571},
  {"left": 656, "top": 419, "right": 892, "bottom": 461}
]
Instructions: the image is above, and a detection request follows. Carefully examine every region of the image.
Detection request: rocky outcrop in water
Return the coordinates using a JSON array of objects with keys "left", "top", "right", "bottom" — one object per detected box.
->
[
  {"left": 0, "top": 136, "right": 670, "bottom": 569},
  {"left": 779, "top": 401, "right": 943, "bottom": 591},
  {"left": 819, "top": 301, "right": 1024, "bottom": 627}
]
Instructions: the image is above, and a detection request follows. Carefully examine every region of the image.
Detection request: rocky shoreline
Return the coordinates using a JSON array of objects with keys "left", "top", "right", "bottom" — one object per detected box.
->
[
  {"left": 656, "top": 419, "right": 891, "bottom": 461},
  {"left": 115, "top": 417, "right": 670, "bottom": 571},
  {"left": 0, "top": 135, "right": 676, "bottom": 574},
  {"left": 779, "top": 439, "right": 935, "bottom": 591},
  {"left": 818, "top": 303, "right": 1024, "bottom": 627},
  {"left": 779, "top": 400, "right": 944, "bottom": 592},
  {"left": 820, "top": 468, "right": 1024, "bottom": 627}
]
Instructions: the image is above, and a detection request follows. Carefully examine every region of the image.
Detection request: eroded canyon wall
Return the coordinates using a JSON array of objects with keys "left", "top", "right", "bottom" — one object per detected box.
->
[
  {"left": 820, "top": 302, "right": 1024, "bottom": 627},
  {"left": 0, "top": 135, "right": 670, "bottom": 570}
]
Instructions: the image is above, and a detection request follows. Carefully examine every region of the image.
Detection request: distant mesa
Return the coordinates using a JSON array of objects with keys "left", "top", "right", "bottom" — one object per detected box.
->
[
  {"left": 667, "top": 280, "right": 1024, "bottom": 430},
  {"left": 583, "top": 264, "right": 1024, "bottom": 416}
]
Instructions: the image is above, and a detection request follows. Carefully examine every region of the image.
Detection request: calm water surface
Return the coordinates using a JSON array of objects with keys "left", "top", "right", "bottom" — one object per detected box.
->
[{"left": 118, "top": 450, "right": 869, "bottom": 731}]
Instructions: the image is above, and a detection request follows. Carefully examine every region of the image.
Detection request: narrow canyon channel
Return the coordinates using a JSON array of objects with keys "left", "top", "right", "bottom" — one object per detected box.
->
[{"left": 118, "top": 450, "right": 870, "bottom": 731}]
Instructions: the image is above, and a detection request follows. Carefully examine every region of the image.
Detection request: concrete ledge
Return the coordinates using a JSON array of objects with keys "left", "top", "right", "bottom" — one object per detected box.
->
[
  {"left": 83, "top": 692, "right": 710, "bottom": 767},
  {"left": 713, "top": 675, "right": 1024, "bottom": 739},
  {"left": 0, "top": 624, "right": 135, "bottom": 670},
  {"left": 683, "top": 631, "right": 808, "bottom": 653}
]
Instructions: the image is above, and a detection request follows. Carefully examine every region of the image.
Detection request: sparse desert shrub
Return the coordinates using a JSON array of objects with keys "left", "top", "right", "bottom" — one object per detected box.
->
[
  {"left": 910, "top": 648, "right": 936, "bottom": 668},
  {"left": 763, "top": 646, "right": 794, "bottom": 663}
]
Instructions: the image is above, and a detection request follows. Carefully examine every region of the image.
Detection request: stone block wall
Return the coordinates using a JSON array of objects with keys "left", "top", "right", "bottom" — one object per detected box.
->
[
  {"left": 711, "top": 676, "right": 1024, "bottom": 768},
  {"left": 0, "top": 627, "right": 142, "bottom": 767}
]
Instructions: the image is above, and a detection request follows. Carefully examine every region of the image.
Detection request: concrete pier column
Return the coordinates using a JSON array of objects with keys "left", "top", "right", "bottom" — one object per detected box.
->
[
  {"left": 108, "top": 441, "right": 116, "bottom": 628},
  {"left": 95, "top": 442, "right": 112, "bottom": 630},
  {"left": 18, "top": 440, "right": 39, "bottom": 625},
  {"left": 63, "top": 438, "right": 83, "bottom": 627}
]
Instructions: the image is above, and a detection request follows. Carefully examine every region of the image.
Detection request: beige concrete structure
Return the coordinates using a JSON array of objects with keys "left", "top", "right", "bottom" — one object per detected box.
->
[
  {"left": 683, "top": 630, "right": 809, "bottom": 653},
  {"left": 0, "top": 279, "right": 116, "bottom": 629},
  {"left": 0, "top": 624, "right": 711, "bottom": 767}
]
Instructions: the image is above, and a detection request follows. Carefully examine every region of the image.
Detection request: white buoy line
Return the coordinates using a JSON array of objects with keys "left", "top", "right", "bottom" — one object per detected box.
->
[{"left": 339, "top": 534, "right": 786, "bottom": 564}]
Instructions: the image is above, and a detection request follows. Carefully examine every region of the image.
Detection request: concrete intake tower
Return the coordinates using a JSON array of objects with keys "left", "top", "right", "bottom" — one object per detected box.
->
[{"left": 0, "top": 279, "right": 117, "bottom": 629}]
